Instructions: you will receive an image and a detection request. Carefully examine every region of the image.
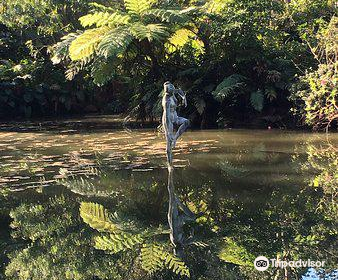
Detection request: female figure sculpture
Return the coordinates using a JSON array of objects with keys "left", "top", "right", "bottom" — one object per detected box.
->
[{"left": 162, "top": 81, "right": 190, "bottom": 165}]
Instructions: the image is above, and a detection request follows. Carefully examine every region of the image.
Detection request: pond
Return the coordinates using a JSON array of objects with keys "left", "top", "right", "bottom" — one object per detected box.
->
[{"left": 0, "top": 118, "right": 337, "bottom": 280}]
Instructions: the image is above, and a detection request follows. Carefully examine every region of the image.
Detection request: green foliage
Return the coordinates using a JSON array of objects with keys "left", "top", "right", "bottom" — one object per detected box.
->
[
  {"left": 250, "top": 90, "right": 264, "bottom": 112},
  {"left": 80, "top": 202, "right": 191, "bottom": 278},
  {"left": 80, "top": 202, "right": 123, "bottom": 232},
  {"left": 5, "top": 196, "right": 123, "bottom": 280},
  {"left": 141, "top": 244, "right": 190, "bottom": 277},
  {"left": 212, "top": 74, "right": 246, "bottom": 101},
  {"left": 218, "top": 237, "right": 254, "bottom": 266},
  {"left": 290, "top": 16, "right": 337, "bottom": 129},
  {"left": 95, "top": 232, "right": 143, "bottom": 253}
]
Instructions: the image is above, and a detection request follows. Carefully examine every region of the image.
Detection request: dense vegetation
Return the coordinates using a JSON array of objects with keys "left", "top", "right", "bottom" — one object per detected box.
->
[{"left": 0, "top": 0, "right": 337, "bottom": 129}]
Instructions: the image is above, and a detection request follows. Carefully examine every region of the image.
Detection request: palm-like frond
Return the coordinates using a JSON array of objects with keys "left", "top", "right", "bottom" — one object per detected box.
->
[
  {"left": 97, "top": 27, "right": 133, "bottom": 58},
  {"left": 69, "top": 27, "right": 109, "bottom": 61},
  {"left": 90, "top": 59, "right": 116, "bottom": 86},
  {"left": 131, "top": 23, "right": 169, "bottom": 41},
  {"left": 250, "top": 90, "right": 264, "bottom": 112},
  {"left": 212, "top": 74, "right": 247, "bottom": 101},
  {"left": 51, "top": 32, "right": 80, "bottom": 64},
  {"left": 145, "top": 9, "right": 189, "bottom": 23},
  {"left": 140, "top": 244, "right": 166, "bottom": 273},
  {"left": 124, "top": 0, "right": 156, "bottom": 16},
  {"left": 141, "top": 244, "right": 190, "bottom": 277},
  {"left": 80, "top": 202, "right": 123, "bottom": 232},
  {"left": 95, "top": 232, "right": 143, "bottom": 253},
  {"left": 65, "top": 55, "right": 93, "bottom": 80},
  {"left": 166, "top": 28, "right": 204, "bottom": 53},
  {"left": 79, "top": 12, "right": 131, "bottom": 28}
]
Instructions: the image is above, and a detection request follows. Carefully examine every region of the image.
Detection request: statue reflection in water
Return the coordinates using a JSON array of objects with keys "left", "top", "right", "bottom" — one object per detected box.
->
[{"left": 162, "top": 81, "right": 197, "bottom": 257}]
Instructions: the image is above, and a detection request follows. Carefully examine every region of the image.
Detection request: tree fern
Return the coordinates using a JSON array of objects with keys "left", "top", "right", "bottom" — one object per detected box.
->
[
  {"left": 124, "top": 0, "right": 156, "bottom": 16},
  {"left": 145, "top": 9, "right": 189, "bottom": 23},
  {"left": 131, "top": 23, "right": 169, "bottom": 42},
  {"left": 90, "top": 59, "right": 116, "bottom": 86},
  {"left": 65, "top": 56, "right": 93, "bottom": 80},
  {"left": 212, "top": 74, "right": 247, "bottom": 101},
  {"left": 141, "top": 244, "right": 190, "bottom": 277},
  {"left": 80, "top": 202, "right": 122, "bottom": 232},
  {"left": 97, "top": 27, "right": 133, "bottom": 58},
  {"left": 94, "top": 232, "right": 143, "bottom": 253},
  {"left": 79, "top": 12, "right": 131, "bottom": 28},
  {"left": 69, "top": 27, "right": 109, "bottom": 61},
  {"left": 51, "top": 32, "right": 80, "bottom": 64},
  {"left": 250, "top": 90, "right": 264, "bottom": 112},
  {"left": 140, "top": 244, "right": 165, "bottom": 273}
]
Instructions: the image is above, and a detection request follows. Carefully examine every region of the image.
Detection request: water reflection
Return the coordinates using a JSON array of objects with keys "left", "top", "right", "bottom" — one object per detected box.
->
[
  {"left": 0, "top": 127, "right": 337, "bottom": 279},
  {"left": 167, "top": 166, "right": 197, "bottom": 258}
]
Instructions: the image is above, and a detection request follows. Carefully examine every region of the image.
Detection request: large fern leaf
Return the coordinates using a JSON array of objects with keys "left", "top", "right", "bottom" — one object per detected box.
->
[
  {"left": 97, "top": 27, "right": 133, "bottom": 58},
  {"left": 51, "top": 32, "right": 80, "bottom": 64},
  {"left": 163, "top": 251, "right": 190, "bottom": 278},
  {"left": 80, "top": 202, "right": 122, "bottom": 232},
  {"left": 124, "top": 0, "right": 155, "bottom": 15},
  {"left": 141, "top": 244, "right": 190, "bottom": 277},
  {"left": 144, "top": 9, "right": 189, "bottom": 23},
  {"left": 140, "top": 244, "right": 166, "bottom": 274},
  {"left": 250, "top": 90, "right": 264, "bottom": 112},
  {"left": 95, "top": 232, "right": 143, "bottom": 253},
  {"left": 90, "top": 59, "right": 116, "bottom": 86},
  {"left": 212, "top": 74, "right": 246, "bottom": 101},
  {"left": 131, "top": 23, "right": 168, "bottom": 42},
  {"left": 69, "top": 27, "right": 109, "bottom": 61},
  {"left": 79, "top": 12, "right": 131, "bottom": 28}
]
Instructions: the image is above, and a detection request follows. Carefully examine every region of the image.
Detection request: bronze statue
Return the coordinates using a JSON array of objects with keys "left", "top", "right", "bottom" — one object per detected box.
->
[{"left": 162, "top": 81, "right": 189, "bottom": 165}]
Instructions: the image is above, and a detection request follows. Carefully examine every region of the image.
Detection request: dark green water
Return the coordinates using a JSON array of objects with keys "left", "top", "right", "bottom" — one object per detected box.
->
[{"left": 0, "top": 120, "right": 337, "bottom": 280}]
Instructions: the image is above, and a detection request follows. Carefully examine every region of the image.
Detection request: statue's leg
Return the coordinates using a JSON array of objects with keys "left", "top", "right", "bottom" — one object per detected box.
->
[
  {"left": 165, "top": 122, "right": 174, "bottom": 165},
  {"left": 172, "top": 117, "right": 190, "bottom": 149}
]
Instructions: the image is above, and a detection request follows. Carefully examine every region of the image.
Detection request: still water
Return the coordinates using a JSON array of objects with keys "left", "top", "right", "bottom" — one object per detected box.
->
[{"left": 0, "top": 119, "right": 337, "bottom": 280}]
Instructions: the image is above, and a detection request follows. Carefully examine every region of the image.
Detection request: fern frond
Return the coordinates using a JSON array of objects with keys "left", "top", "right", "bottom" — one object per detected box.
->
[
  {"left": 169, "top": 28, "right": 195, "bottom": 48},
  {"left": 124, "top": 0, "right": 156, "bottom": 15},
  {"left": 91, "top": 59, "right": 116, "bottom": 86},
  {"left": 163, "top": 251, "right": 190, "bottom": 278},
  {"left": 144, "top": 9, "right": 189, "bottom": 23},
  {"left": 51, "top": 32, "right": 80, "bottom": 64},
  {"left": 250, "top": 90, "right": 264, "bottom": 112},
  {"left": 80, "top": 202, "right": 122, "bottom": 232},
  {"left": 141, "top": 244, "right": 190, "bottom": 277},
  {"left": 88, "top": 2, "right": 116, "bottom": 12},
  {"left": 131, "top": 23, "right": 168, "bottom": 42},
  {"left": 140, "top": 244, "right": 166, "bottom": 274},
  {"left": 212, "top": 74, "right": 246, "bottom": 101},
  {"left": 79, "top": 12, "right": 131, "bottom": 28},
  {"left": 65, "top": 55, "right": 93, "bottom": 80},
  {"left": 95, "top": 232, "right": 143, "bottom": 253},
  {"left": 97, "top": 27, "right": 133, "bottom": 58},
  {"left": 69, "top": 27, "right": 109, "bottom": 61}
]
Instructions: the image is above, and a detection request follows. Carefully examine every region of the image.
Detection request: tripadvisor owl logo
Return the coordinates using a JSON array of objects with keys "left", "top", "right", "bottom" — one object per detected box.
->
[{"left": 254, "top": 256, "right": 269, "bottom": 271}]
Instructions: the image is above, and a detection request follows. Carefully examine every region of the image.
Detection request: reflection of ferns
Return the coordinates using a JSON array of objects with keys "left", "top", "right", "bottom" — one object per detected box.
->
[
  {"left": 141, "top": 244, "right": 190, "bottom": 277},
  {"left": 95, "top": 233, "right": 143, "bottom": 253},
  {"left": 218, "top": 160, "right": 249, "bottom": 179},
  {"left": 80, "top": 202, "right": 190, "bottom": 277},
  {"left": 80, "top": 202, "right": 123, "bottom": 232}
]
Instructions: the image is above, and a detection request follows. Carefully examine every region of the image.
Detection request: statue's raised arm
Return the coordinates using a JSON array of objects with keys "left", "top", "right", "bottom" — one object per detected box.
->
[{"left": 162, "top": 81, "right": 190, "bottom": 165}]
